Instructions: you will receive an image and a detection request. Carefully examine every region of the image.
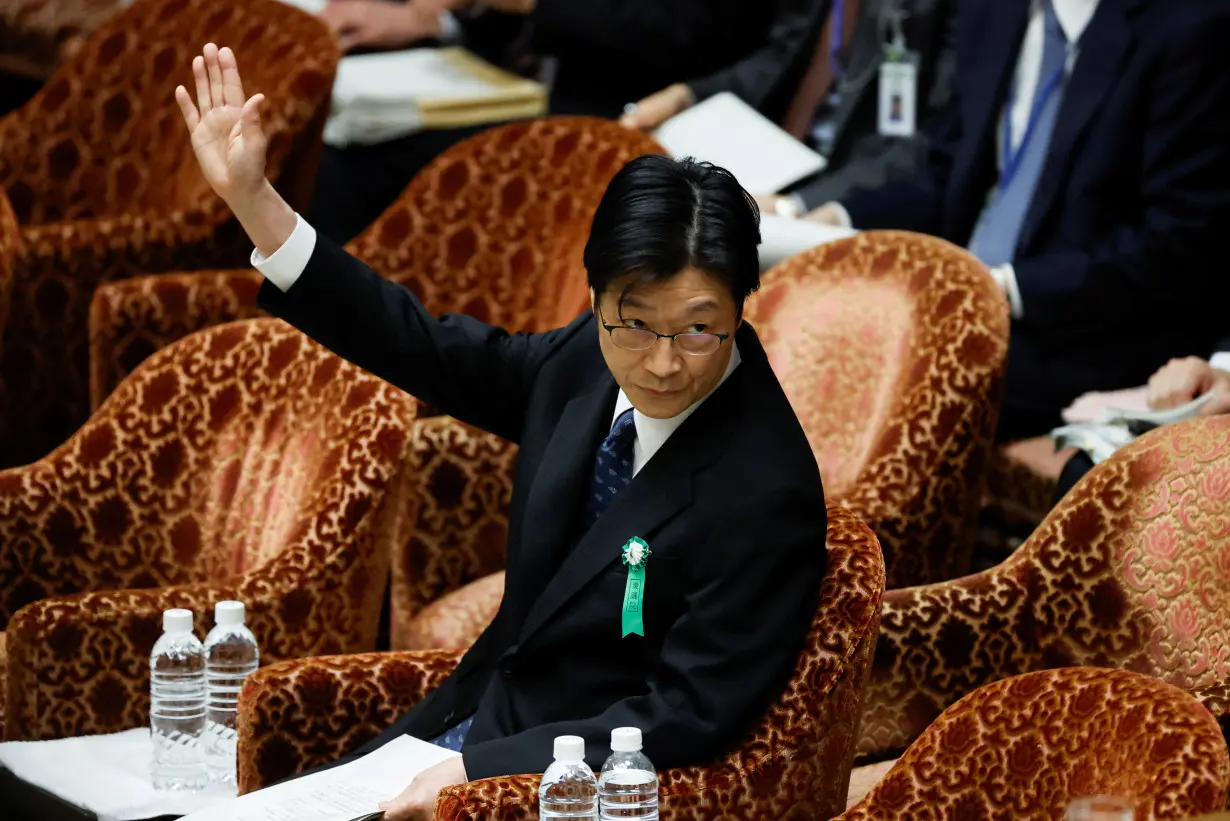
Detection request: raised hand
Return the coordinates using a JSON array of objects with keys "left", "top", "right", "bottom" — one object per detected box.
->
[{"left": 175, "top": 43, "right": 268, "bottom": 204}]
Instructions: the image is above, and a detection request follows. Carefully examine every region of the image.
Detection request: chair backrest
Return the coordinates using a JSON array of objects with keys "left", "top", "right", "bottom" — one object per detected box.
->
[
  {"left": 860, "top": 415, "right": 1230, "bottom": 761},
  {"left": 346, "top": 116, "right": 666, "bottom": 333},
  {"left": 0, "top": 0, "right": 337, "bottom": 224},
  {"left": 0, "top": 318, "right": 416, "bottom": 625},
  {"left": 656, "top": 503, "right": 884, "bottom": 819},
  {"left": 0, "top": 190, "right": 17, "bottom": 362},
  {"left": 841, "top": 668, "right": 1230, "bottom": 820},
  {"left": 744, "top": 231, "right": 1009, "bottom": 587}
]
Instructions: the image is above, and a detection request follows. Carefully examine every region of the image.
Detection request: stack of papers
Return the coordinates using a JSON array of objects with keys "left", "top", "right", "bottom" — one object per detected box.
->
[
  {"left": 758, "top": 214, "right": 855, "bottom": 271},
  {"left": 323, "top": 47, "right": 547, "bottom": 147},
  {"left": 1051, "top": 391, "right": 1214, "bottom": 464},
  {"left": 653, "top": 92, "right": 827, "bottom": 194}
]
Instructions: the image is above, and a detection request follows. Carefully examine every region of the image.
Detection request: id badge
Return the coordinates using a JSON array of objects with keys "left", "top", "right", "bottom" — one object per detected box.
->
[{"left": 878, "top": 52, "right": 918, "bottom": 138}]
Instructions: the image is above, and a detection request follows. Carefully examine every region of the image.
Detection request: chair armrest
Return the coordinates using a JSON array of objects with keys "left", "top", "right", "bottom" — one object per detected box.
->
[
  {"left": 236, "top": 649, "right": 464, "bottom": 793},
  {"left": 436, "top": 775, "right": 540, "bottom": 821},
  {"left": 391, "top": 417, "right": 515, "bottom": 649},
  {"left": 855, "top": 567, "right": 1033, "bottom": 760},
  {"left": 4, "top": 583, "right": 238, "bottom": 741},
  {"left": 88, "top": 269, "right": 266, "bottom": 408}
]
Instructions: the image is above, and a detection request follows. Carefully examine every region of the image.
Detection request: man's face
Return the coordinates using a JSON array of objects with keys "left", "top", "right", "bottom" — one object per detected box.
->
[{"left": 593, "top": 267, "right": 740, "bottom": 419}]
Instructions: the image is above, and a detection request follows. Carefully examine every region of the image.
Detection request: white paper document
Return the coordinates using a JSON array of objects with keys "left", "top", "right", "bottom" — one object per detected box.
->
[
  {"left": 182, "top": 735, "right": 460, "bottom": 821},
  {"left": 0, "top": 728, "right": 235, "bottom": 821},
  {"left": 653, "top": 92, "right": 828, "bottom": 194},
  {"left": 758, "top": 214, "right": 856, "bottom": 270}
]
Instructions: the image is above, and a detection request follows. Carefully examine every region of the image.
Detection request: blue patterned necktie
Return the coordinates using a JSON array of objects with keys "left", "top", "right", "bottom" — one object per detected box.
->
[
  {"left": 430, "top": 715, "right": 473, "bottom": 752},
  {"left": 584, "top": 408, "right": 637, "bottom": 528}
]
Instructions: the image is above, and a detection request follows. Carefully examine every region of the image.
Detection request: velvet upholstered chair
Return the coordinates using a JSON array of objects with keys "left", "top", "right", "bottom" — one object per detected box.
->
[
  {"left": 0, "top": 0, "right": 123, "bottom": 80},
  {"left": 0, "top": 319, "right": 417, "bottom": 741},
  {"left": 390, "top": 231, "right": 1009, "bottom": 651},
  {"left": 0, "top": 0, "right": 338, "bottom": 469},
  {"left": 87, "top": 117, "right": 666, "bottom": 409},
  {"left": 854, "top": 415, "right": 1230, "bottom": 774},
  {"left": 0, "top": 190, "right": 18, "bottom": 362},
  {"left": 235, "top": 504, "right": 885, "bottom": 820},
  {"left": 839, "top": 668, "right": 1230, "bottom": 820}
]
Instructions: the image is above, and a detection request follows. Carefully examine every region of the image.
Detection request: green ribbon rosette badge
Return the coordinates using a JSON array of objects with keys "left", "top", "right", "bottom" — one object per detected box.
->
[{"left": 620, "top": 537, "right": 651, "bottom": 637}]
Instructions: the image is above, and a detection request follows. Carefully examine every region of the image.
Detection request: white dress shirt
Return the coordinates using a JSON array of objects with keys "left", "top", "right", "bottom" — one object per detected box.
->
[
  {"left": 611, "top": 343, "right": 742, "bottom": 477},
  {"left": 1211, "top": 352, "right": 1230, "bottom": 374},
  {"left": 827, "top": 0, "right": 1101, "bottom": 320},
  {"left": 253, "top": 215, "right": 745, "bottom": 477}
]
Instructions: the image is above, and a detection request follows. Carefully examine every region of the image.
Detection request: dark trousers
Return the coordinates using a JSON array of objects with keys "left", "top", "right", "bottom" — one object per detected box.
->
[{"left": 307, "top": 123, "right": 497, "bottom": 245}]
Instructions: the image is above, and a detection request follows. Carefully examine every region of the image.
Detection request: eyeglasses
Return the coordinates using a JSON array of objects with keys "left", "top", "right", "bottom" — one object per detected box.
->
[{"left": 596, "top": 305, "right": 730, "bottom": 357}]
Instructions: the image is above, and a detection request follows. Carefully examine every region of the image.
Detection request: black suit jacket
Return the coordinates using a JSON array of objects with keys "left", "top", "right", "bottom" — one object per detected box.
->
[
  {"left": 258, "top": 237, "right": 828, "bottom": 779},
  {"left": 840, "top": 0, "right": 1230, "bottom": 417},
  {"left": 792, "top": 0, "right": 959, "bottom": 207}
]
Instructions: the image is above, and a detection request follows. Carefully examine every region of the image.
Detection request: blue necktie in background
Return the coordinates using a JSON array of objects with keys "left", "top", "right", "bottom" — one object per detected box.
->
[
  {"left": 968, "top": 0, "right": 1069, "bottom": 267},
  {"left": 584, "top": 408, "right": 637, "bottom": 528}
]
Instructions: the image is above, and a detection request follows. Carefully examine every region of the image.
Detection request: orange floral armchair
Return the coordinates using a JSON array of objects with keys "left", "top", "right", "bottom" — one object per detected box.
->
[
  {"left": 840, "top": 668, "right": 1230, "bottom": 820},
  {"left": 0, "top": 0, "right": 338, "bottom": 468},
  {"left": 87, "top": 117, "right": 666, "bottom": 409},
  {"left": 0, "top": 0, "right": 122, "bottom": 80},
  {"left": 0, "top": 190, "right": 18, "bottom": 360},
  {"left": 236, "top": 504, "right": 885, "bottom": 820},
  {"left": 856, "top": 415, "right": 1230, "bottom": 764},
  {"left": 0, "top": 319, "right": 417, "bottom": 740}
]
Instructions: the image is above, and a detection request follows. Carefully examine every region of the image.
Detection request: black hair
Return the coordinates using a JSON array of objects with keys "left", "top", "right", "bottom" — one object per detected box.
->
[{"left": 583, "top": 155, "right": 762, "bottom": 315}]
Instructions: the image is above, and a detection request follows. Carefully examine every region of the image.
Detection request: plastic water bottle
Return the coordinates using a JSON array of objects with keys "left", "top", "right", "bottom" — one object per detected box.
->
[
  {"left": 539, "top": 735, "right": 599, "bottom": 820},
  {"left": 599, "top": 728, "right": 659, "bottom": 820},
  {"left": 150, "top": 608, "right": 206, "bottom": 791},
  {"left": 203, "top": 600, "right": 260, "bottom": 785}
]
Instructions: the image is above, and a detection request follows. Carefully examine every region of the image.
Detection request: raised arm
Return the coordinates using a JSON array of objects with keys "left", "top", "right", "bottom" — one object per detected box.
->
[{"left": 175, "top": 44, "right": 577, "bottom": 440}]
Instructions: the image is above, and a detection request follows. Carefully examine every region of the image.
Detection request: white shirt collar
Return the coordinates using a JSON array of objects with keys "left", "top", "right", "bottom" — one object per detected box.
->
[
  {"left": 611, "top": 341, "right": 742, "bottom": 476},
  {"left": 1049, "top": 0, "right": 1100, "bottom": 45}
]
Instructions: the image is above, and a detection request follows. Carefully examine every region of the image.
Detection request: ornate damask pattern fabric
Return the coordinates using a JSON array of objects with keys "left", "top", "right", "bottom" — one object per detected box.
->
[
  {"left": 88, "top": 117, "right": 665, "bottom": 408},
  {"left": 239, "top": 504, "right": 885, "bottom": 821},
  {"left": 0, "top": 191, "right": 18, "bottom": 364},
  {"left": 0, "top": 0, "right": 338, "bottom": 468},
  {"left": 745, "top": 231, "right": 1010, "bottom": 588},
  {"left": 0, "top": 0, "right": 122, "bottom": 79},
  {"left": 0, "top": 319, "right": 417, "bottom": 740},
  {"left": 402, "top": 571, "right": 505, "bottom": 652},
  {"left": 858, "top": 416, "right": 1230, "bottom": 761},
  {"left": 840, "top": 668, "right": 1230, "bottom": 820}
]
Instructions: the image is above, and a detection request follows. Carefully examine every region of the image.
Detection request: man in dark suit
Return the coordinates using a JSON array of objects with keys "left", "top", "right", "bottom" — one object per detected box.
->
[
  {"left": 806, "top": 0, "right": 1230, "bottom": 439},
  {"left": 177, "top": 44, "right": 827, "bottom": 820},
  {"left": 310, "top": 0, "right": 780, "bottom": 243}
]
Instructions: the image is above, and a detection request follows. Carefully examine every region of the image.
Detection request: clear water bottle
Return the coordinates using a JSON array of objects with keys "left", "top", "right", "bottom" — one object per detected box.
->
[
  {"left": 539, "top": 735, "right": 599, "bottom": 820},
  {"left": 599, "top": 728, "right": 659, "bottom": 820},
  {"left": 203, "top": 600, "right": 260, "bottom": 785},
  {"left": 150, "top": 608, "right": 206, "bottom": 791}
]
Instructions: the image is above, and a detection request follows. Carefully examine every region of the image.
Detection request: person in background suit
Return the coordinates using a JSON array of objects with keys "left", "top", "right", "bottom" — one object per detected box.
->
[
  {"left": 1053, "top": 336, "right": 1230, "bottom": 503},
  {"left": 309, "top": 0, "right": 780, "bottom": 243},
  {"left": 759, "top": 0, "right": 959, "bottom": 214},
  {"left": 618, "top": 0, "right": 827, "bottom": 130},
  {"left": 178, "top": 44, "right": 827, "bottom": 821},
  {"left": 806, "top": 0, "right": 1230, "bottom": 440}
]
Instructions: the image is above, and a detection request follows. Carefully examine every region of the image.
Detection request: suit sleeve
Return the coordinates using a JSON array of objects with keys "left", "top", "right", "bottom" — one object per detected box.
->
[
  {"left": 686, "top": 0, "right": 828, "bottom": 113},
  {"left": 530, "top": 0, "right": 754, "bottom": 74},
  {"left": 461, "top": 486, "right": 828, "bottom": 779},
  {"left": 1009, "top": 15, "right": 1230, "bottom": 345},
  {"left": 257, "top": 234, "right": 584, "bottom": 443}
]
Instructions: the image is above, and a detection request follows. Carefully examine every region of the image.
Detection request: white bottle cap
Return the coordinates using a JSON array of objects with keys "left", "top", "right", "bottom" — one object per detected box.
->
[
  {"left": 163, "top": 608, "right": 193, "bottom": 633},
  {"left": 215, "top": 600, "right": 246, "bottom": 626},
  {"left": 610, "top": 727, "right": 642, "bottom": 752},
  {"left": 553, "top": 735, "right": 585, "bottom": 763}
]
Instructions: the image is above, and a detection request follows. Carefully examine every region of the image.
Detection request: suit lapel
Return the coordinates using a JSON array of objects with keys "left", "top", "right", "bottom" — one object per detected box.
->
[
  {"left": 516, "top": 328, "right": 759, "bottom": 645},
  {"left": 1018, "top": 0, "right": 1137, "bottom": 251},
  {"left": 513, "top": 373, "right": 618, "bottom": 597},
  {"left": 954, "top": 0, "right": 1032, "bottom": 201}
]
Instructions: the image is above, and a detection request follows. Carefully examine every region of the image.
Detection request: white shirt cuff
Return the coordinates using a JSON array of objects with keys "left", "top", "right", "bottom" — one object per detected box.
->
[
  {"left": 250, "top": 213, "right": 317, "bottom": 292},
  {"left": 823, "top": 201, "right": 854, "bottom": 229},
  {"left": 988, "top": 263, "right": 1024, "bottom": 320},
  {"left": 439, "top": 11, "right": 463, "bottom": 42},
  {"left": 1210, "top": 352, "right": 1230, "bottom": 374}
]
